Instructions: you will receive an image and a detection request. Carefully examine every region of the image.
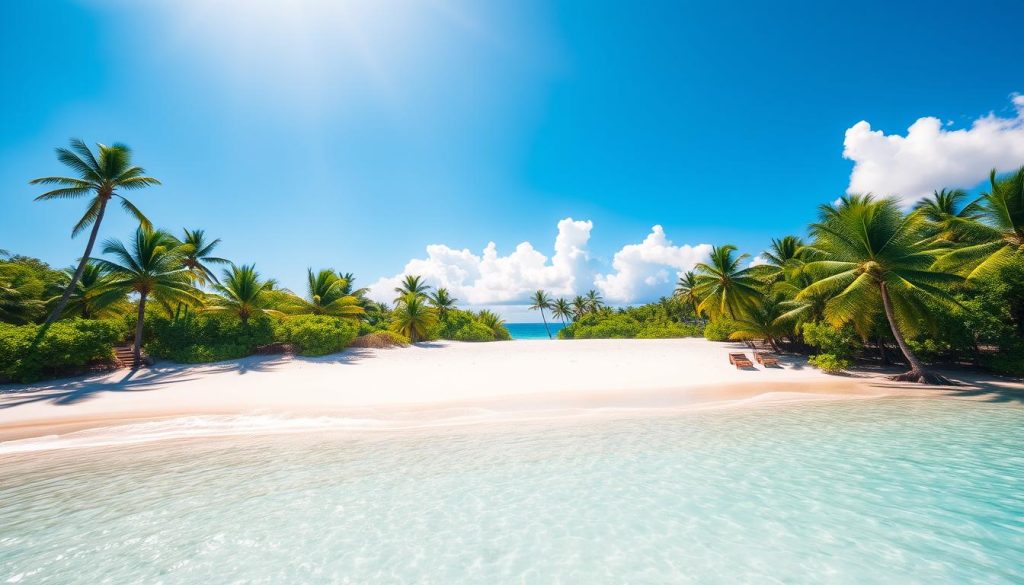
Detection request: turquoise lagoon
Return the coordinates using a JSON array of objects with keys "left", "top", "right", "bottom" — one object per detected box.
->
[
  {"left": 1, "top": 398, "right": 1022, "bottom": 583},
  {"left": 506, "top": 322, "right": 566, "bottom": 339}
]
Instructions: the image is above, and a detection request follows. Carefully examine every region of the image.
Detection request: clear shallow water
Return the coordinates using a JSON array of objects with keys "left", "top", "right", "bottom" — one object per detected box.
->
[
  {"left": 506, "top": 322, "right": 565, "bottom": 339},
  {"left": 1, "top": 398, "right": 1022, "bottom": 584}
]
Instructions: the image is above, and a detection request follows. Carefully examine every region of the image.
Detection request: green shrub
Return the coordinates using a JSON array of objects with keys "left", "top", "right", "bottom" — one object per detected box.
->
[
  {"left": 808, "top": 353, "right": 851, "bottom": 374},
  {"left": 560, "top": 313, "right": 641, "bottom": 339},
  {"left": 0, "top": 319, "right": 125, "bottom": 382},
  {"left": 981, "top": 342, "right": 1024, "bottom": 377},
  {"left": 350, "top": 331, "right": 410, "bottom": 348},
  {"left": 452, "top": 321, "right": 497, "bottom": 342},
  {"left": 277, "top": 315, "right": 359, "bottom": 356},
  {"left": 636, "top": 322, "right": 704, "bottom": 339},
  {"left": 802, "top": 322, "right": 859, "bottom": 358},
  {"left": 703, "top": 318, "right": 739, "bottom": 342},
  {"left": 147, "top": 313, "right": 275, "bottom": 363}
]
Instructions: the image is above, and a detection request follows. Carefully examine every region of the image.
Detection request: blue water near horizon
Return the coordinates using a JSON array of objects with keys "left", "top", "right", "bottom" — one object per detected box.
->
[{"left": 506, "top": 322, "right": 565, "bottom": 340}]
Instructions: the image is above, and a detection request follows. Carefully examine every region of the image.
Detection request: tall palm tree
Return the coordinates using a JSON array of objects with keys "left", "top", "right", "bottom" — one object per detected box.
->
[
  {"left": 800, "top": 196, "right": 961, "bottom": 383},
  {"left": 31, "top": 139, "right": 160, "bottom": 325},
  {"left": 571, "top": 295, "right": 589, "bottom": 320},
  {"left": 93, "top": 228, "right": 198, "bottom": 363},
  {"left": 551, "top": 298, "right": 572, "bottom": 325},
  {"left": 391, "top": 293, "right": 437, "bottom": 343},
  {"left": 208, "top": 264, "right": 280, "bottom": 325},
  {"left": 53, "top": 261, "right": 128, "bottom": 319},
  {"left": 427, "top": 288, "right": 457, "bottom": 320},
  {"left": 693, "top": 245, "right": 762, "bottom": 320},
  {"left": 673, "top": 271, "right": 701, "bottom": 321},
  {"left": 585, "top": 289, "right": 604, "bottom": 313},
  {"left": 287, "top": 269, "right": 365, "bottom": 318},
  {"left": 912, "top": 188, "right": 983, "bottom": 245},
  {"left": 175, "top": 228, "right": 229, "bottom": 286},
  {"left": 936, "top": 167, "right": 1024, "bottom": 279},
  {"left": 528, "top": 290, "right": 554, "bottom": 339},
  {"left": 394, "top": 275, "right": 431, "bottom": 302}
]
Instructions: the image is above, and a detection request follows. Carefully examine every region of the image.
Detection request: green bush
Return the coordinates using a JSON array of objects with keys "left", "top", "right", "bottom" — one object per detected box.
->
[
  {"left": 147, "top": 313, "right": 275, "bottom": 363},
  {"left": 277, "top": 315, "right": 359, "bottom": 356},
  {"left": 0, "top": 319, "right": 125, "bottom": 382},
  {"left": 350, "top": 331, "right": 410, "bottom": 348},
  {"left": 636, "top": 322, "right": 704, "bottom": 339},
  {"left": 703, "top": 318, "right": 739, "bottom": 342},
  {"left": 802, "top": 322, "right": 859, "bottom": 358},
  {"left": 452, "top": 321, "right": 497, "bottom": 342},
  {"left": 981, "top": 342, "right": 1024, "bottom": 377},
  {"left": 808, "top": 353, "right": 851, "bottom": 374},
  {"left": 560, "top": 313, "right": 641, "bottom": 339}
]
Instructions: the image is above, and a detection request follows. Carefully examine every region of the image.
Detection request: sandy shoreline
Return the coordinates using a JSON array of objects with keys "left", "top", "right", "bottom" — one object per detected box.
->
[{"left": 1, "top": 339, "right": 1021, "bottom": 446}]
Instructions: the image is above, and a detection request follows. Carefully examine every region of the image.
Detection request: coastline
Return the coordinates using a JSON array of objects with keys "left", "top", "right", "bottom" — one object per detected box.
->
[{"left": 2, "top": 339, "right": 1021, "bottom": 449}]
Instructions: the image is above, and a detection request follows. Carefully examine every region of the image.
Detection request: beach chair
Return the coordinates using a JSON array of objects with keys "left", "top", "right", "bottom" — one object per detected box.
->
[
  {"left": 755, "top": 351, "right": 780, "bottom": 367},
  {"left": 728, "top": 352, "right": 753, "bottom": 369}
]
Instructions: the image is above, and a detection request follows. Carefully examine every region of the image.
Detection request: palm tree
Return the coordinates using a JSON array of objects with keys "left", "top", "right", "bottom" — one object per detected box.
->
[
  {"left": 0, "top": 267, "right": 44, "bottom": 324},
  {"left": 693, "top": 245, "right": 762, "bottom": 320},
  {"left": 53, "top": 261, "right": 128, "bottom": 319},
  {"left": 799, "top": 195, "right": 961, "bottom": 383},
  {"left": 476, "top": 310, "right": 507, "bottom": 338},
  {"left": 208, "top": 264, "right": 280, "bottom": 325},
  {"left": 571, "top": 295, "right": 589, "bottom": 320},
  {"left": 394, "top": 275, "right": 431, "bottom": 302},
  {"left": 936, "top": 167, "right": 1024, "bottom": 279},
  {"left": 585, "top": 289, "right": 604, "bottom": 313},
  {"left": 729, "top": 293, "right": 786, "bottom": 352},
  {"left": 673, "top": 271, "right": 702, "bottom": 321},
  {"left": 391, "top": 293, "right": 437, "bottom": 343},
  {"left": 912, "top": 188, "right": 984, "bottom": 245},
  {"left": 287, "top": 269, "right": 365, "bottom": 318},
  {"left": 528, "top": 290, "right": 554, "bottom": 339},
  {"left": 31, "top": 139, "right": 160, "bottom": 325},
  {"left": 93, "top": 228, "right": 198, "bottom": 363},
  {"left": 551, "top": 298, "right": 572, "bottom": 325},
  {"left": 175, "top": 228, "right": 229, "bottom": 286},
  {"left": 427, "top": 288, "right": 457, "bottom": 320}
]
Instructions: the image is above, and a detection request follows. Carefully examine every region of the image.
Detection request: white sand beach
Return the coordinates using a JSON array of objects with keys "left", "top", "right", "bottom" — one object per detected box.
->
[{"left": 1, "top": 338, "right": 1021, "bottom": 443}]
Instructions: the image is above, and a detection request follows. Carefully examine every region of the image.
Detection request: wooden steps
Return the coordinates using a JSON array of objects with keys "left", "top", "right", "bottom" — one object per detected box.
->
[{"left": 114, "top": 345, "right": 144, "bottom": 370}]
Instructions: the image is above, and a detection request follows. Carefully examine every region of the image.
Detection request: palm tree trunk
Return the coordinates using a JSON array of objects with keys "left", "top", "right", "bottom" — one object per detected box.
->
[
  {"left": 43, "top": 200, "right": 108, "bottom": 326},
  {"left": 880, "top": 282, "right": 941, "bottom": 383},
  {"left": 540, "top": 309, "right": 552, "bottom": 339},
  {"left": 133, "top": 292, "right": 147, "bottom": 366}
]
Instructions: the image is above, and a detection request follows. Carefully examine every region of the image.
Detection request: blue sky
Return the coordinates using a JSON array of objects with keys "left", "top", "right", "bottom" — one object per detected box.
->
[{"left": 3, "top": 0, "right": 1024, "bottom": 320}]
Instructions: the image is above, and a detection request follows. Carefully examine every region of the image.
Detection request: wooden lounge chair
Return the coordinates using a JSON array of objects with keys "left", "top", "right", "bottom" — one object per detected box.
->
[
  {"left": 755, "top": 352, "right": 779, "bottom": 367},
  {"left": 728, "top": 352, "right": 753, "bottom": 369}
]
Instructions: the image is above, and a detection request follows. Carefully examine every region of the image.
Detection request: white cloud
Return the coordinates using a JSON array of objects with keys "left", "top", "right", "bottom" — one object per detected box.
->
[
  {"left": 843, "top": 94, "right": 1024, "bottom": 204},
  {"left": 367, "top": 219, "right": 711, "bottom": 308},
  {"left": 593, "top": 225, "right": 711, "bottom": 304},
  {"left": 748, "top": 255, "right": 769, "bottom": 268}
]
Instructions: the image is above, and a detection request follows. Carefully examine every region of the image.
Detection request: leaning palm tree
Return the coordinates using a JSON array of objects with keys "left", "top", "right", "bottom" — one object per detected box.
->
[
  {"left": 391, "top": 293, "right": 437, "bottom": 343},
  {"left": 287, "top": 268, "right": 365, "bottom": 318},
  {"left": 673, "top": 271, "right": 702, "bottom": 321},
  {"left": 175, "top": 228, "right": 229, "bottom": 286},
  {"left": 585, "top": 289, "right": 604, "bottom": 313},
  {"left": 936, "top": 167, "right": 1024, "bottom": 279},
  {"left": 799, "top": 195, "right": 961, "bottom": 383},
  {"left": 31, "top": 139, "right": 160, "bottom": 325},
  {"left": 53, "top": 261, "right": 128, "bottom": 319},
  {"left": 528, "top": 290, "right": 554, "bottom": 339},
  {"left": 427, "top": 288, "right": 457, "bottom": 320},
  {"left": 93, "top": 228, "right": 198, "bottom": 364},
  {"left": 550, "top": 298, "right": 572, "bottom": 325},
  {"left": 693, "top": 245, "right": 762, "bottom": 320},
  {"left": 208, "top": 264, "right": 280, "bottom": 325},
  {"left": 394, "top": 275, "right": 431, "bottom": 302}
]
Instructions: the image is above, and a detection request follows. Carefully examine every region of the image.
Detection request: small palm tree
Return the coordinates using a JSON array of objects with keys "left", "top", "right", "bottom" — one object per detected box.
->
[
  {"left": 391, "top": 293, "right": 437, "bottom": 343},
  {"left": 729, "top": 294, "right": 786, "bottom": 352},
  {"left": 427, "top": 288, "right": 457, "bottom": 320},
  {"left": 94, "top": 228, "right": 198, "bottom": 363},
  {"left": 551, "top": 298, "right": 572, "bottom": 325},
  {"left": 394, "top": 275, "right": 431, "bottom": 302},
  {"left": 674, "top": 271, "right": 702, "bottom": 321},
  {"left": 528, "top": 290, "right": 554, "bottom": 339},
  {"left": 694, "top": 245, "right": 761, "bottom": 320},
  {"left": 912, "top": 189, "right": 984, "bottom": 245},
  {"left": 287, "top": 269, "right": 365, "bottom": 318},
  {"left": 571, "top": 295, "right": 589, "bottom": 320},
  {"left": 585, "top": 289, "right": 604, "bottom": 313},
  {"left": 477, "top": 310, "right": 507, "bottom": 338},
  {"left": 208, "top": 264, "right": 280, "bottom": 325},
  {"left": 31, "top": 139, "right": 160, "bottom": 325},
  {"left": 175, "top": 228, "right": 229, "bottom": 286},
  {"left": 54, "top": 261, "right": 128, "bottom": 319},
  {"left": 0, "top": 267, "right": 44, "bottom": 324},
  {"left": 936, "top": 167, "right": 1024, "bottom": 279},
  {"left": 800, "top": 196, "right": 961, "bottom": 383}
]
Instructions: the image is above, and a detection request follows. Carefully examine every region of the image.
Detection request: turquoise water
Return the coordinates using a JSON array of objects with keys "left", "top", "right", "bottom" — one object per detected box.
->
[
  {"left": 506, "top": 322, "right": 565, "bottom": 339},
  {"left": 1, "top": 398, "right": 1023, "bottom": 583}
]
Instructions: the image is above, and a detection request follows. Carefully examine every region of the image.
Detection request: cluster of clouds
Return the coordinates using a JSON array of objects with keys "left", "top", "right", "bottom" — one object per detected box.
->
[
  {"left": 366, "top": 219, "right": 712, "bottom": 306},
  {"left": 844, "top": 94, "right": 1024, "bottom": 204}
]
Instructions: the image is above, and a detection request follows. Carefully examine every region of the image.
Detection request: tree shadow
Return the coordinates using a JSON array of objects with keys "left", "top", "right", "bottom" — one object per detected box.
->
[{"left": 866, "top": 370, "right": 1024, "bottom": 405}]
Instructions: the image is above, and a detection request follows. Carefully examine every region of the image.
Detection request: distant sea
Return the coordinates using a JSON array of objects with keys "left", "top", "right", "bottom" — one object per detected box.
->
[{"left": 505, "top": 322, "right": 566, "bottom": 340}]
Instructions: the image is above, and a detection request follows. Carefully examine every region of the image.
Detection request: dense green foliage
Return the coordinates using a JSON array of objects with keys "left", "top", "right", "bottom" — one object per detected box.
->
[
  {"left": 702, "top": 318, "right": 738, "bottom": 342},
  {"left": 147, "top": 313, "right": 275, "bottom": 363},
  {"left": 808, "top": 353, "right": 851, "bottom": 374},
  {"left": 560, "top": 301, "right": 703, "bottom": 340},
  {"left": 277, "top": 315, "right": 359, "bottom": 356},
  {"left": 430, "top": 308, "right": 511, "bottom": 342},
  {"left": 0, "top": 319, "right": 124, "bottom": 382}
]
